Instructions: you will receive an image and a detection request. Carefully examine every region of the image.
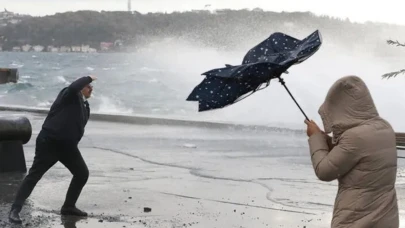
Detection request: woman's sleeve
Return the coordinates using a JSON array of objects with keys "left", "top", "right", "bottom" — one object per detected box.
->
[{"left": 308, "top": 132, "right": 361, "bottom": 182}]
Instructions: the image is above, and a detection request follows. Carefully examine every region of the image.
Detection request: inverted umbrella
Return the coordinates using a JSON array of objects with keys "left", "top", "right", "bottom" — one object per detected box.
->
[{"left": 186, "top": 30, "right": 322, "bottom": 120}]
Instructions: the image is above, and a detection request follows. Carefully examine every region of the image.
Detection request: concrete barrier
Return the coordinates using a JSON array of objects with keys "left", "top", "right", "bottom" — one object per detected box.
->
[
  {"left": 0, "top": 117, "right": 32, "bottom": 173},
  {"left": 0, "top": 105, "right": 305, "bottom": 134}
]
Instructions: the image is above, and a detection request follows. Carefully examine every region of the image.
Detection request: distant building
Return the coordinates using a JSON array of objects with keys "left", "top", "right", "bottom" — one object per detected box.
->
[
  {"left": 100, "top": 42, "right": 113, "bottom": 51},
  {"left": 49, "top": 47, "right": 59, "bottom": 52},
  {"left": 9, "top": 19, "right": 20, "bottom": 24},
  {"left": 22, "top": 44, "right": 31, "bottom": 52},
  {"left": 59, "top": 46, "right": 71, "bottom": 52},
  {"left": 71, "top": 46, "right": 81, "bottom": 52},
  {"left": 87, "top": 47, "right": 97, "bottom": 53},
  {"left": 114, "top": 39, "right": 123, "bottom": 47},
  {"left": 81, "top": 45, "right": 90, "bottom": 52},
  {"left": 12, "top": 46, "right": 21, "bottom": 52},
  {"left": 0, "top": 9, "right": 26, "bottom": 26},
  {"left": 0, "top": 9, "right": 15, "bottom": 19},
  {"left": 33, "top": 45, "right": 44, "bottom": 52}
]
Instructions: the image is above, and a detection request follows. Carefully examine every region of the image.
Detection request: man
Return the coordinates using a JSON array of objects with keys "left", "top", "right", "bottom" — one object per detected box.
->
[
  {"left": 9, "top": 75, "right": 97, "bottom": 224},
  {"left": 305, "top": 75, "right": 398, "bottom": 228}
]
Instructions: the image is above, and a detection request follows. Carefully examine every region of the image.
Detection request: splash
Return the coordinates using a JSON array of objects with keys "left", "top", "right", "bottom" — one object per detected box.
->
[
  {"left": 0, "top": 38, "right": 404, "bottom": 131},
  {"left": 56, "top": 75, "right": 68, "bottom": 84},
  {"left": 94, "top": 95, "right": 134, "bottom": 115},
  {"left": 126, "top": 37, "right": 405, "bottom": 131}
]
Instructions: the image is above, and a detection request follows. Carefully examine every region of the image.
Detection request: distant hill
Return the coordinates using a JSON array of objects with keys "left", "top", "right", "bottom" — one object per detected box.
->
[{"left": 0, "top": 9, "right": 404, "bottom": 56}]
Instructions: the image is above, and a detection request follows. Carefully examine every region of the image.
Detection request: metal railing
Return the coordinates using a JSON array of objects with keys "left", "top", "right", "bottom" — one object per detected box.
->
[{"left": 397, "top": 145, "right": 405, "bottom": 159}]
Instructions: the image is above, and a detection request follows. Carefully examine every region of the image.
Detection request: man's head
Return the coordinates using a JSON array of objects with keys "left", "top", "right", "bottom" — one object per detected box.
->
[{"left": 81, "top": 83, "right": 93, "bottom": 99}]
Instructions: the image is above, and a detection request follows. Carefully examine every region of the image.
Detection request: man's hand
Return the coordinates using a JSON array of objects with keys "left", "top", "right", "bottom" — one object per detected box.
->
[
  {"left": 89, "top": 75, "right": 97, "bottom": 81},
  {"left": 304, "top": 119, "right": 322, "bottom": 137}
]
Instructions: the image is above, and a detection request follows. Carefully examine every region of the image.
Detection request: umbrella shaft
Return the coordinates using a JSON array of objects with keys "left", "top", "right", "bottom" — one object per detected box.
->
[{"left": 278, "top": 78, "right": 309, "bottom": 121}]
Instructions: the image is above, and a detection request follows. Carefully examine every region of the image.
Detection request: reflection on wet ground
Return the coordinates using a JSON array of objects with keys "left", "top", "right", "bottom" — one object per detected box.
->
[{"left": 0, "top": 112, "right": 404, "bottom": 227}]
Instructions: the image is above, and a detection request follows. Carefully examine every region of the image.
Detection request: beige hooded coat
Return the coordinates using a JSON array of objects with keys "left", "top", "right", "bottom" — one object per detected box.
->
[{"left": 308, "top": 75, "right": 399, "bottom": 228}]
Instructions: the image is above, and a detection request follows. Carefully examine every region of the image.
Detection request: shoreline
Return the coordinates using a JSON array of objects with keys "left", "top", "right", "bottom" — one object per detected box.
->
[{"left": 0, "top": 104, "right": 306, "bottom": 134}]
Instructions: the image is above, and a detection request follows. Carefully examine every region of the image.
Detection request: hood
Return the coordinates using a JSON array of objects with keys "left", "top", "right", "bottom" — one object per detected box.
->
[{"left": 318, "top": 75, "right": 379, "bottom": 143}]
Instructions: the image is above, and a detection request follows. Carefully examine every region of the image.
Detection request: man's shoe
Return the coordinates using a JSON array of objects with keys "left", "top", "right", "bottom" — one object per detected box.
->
[
  {"left": 61, "top": 206, "right": 88, "bottom": 217},
  {"left": 8, "top": 208, "right": 22, "bottom": 224}
]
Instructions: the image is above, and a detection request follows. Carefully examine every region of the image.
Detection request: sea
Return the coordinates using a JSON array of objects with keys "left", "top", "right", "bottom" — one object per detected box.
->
[{"left": 1, "top": 39, "right": 405, "bottom": 131}]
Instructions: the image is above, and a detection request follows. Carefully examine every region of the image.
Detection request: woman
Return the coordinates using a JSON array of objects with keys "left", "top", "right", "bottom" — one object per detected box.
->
[{"left": 305, "top": 75, "right": 399, "bottom": 228}]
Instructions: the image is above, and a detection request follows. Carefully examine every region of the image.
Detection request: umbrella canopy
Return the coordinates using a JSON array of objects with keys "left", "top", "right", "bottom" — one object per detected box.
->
[{"left": 187, "top": 30, "right": 322, "bottom": 112}]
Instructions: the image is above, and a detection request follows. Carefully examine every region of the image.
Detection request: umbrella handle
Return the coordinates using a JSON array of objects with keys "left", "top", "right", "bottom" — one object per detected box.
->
[{"left": 278, "top": 77, "right": 310, "bottom": 121}]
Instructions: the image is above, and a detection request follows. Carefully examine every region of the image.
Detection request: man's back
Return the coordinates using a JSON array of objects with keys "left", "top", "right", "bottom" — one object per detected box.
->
[{"left": 41, "top": 76, "right": 93, "bottom": 143}]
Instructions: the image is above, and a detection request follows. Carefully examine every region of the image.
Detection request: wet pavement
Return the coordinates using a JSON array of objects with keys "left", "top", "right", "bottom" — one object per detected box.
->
[{"left": 1, "top": 111, "right": 405, "bottom": 227}]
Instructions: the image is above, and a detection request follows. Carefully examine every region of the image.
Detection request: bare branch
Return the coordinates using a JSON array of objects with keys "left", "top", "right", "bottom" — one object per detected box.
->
[
  {"left": 387, "top": 40, "right": 405, "bottom": 47},
  {"left": 382, "top": 40, "right": 405, "bottom": 79},
  {"left": 382, "top": 69, "right": 405, "bottom": 79}
]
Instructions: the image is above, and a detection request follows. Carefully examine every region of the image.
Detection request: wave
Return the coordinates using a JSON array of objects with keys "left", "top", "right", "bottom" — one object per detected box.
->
[
  {"left": 10, "top": 62, "right": 24, "bottom": 68},
  {"left": 102, "top": 67, "right": 116, "bottom": 71},
  {"left": 140, "top": 67, "right": 164, "bottom": 72},
  {"left": 2, "top": 82, "right": 34, "bottom": 93}
]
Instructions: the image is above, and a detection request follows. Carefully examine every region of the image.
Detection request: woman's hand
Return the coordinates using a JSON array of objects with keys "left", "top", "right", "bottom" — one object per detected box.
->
[{"left": 304, "top": 119, "right": 322, "bottom": 137}]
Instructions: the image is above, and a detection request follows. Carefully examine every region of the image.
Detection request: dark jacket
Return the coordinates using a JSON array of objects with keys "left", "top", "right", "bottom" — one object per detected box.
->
[{"left": 41, "top": 76, "right": 93, "bottom": 143}]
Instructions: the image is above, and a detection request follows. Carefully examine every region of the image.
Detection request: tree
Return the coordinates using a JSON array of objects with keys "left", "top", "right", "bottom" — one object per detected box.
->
[{"left": 382, "top": 40, "right": 405, "bottom": 79}]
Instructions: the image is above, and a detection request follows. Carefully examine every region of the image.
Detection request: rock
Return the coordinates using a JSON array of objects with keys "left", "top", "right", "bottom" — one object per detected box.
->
[{"left": 0, "top": 68, "right": 18, "bottom": 84}]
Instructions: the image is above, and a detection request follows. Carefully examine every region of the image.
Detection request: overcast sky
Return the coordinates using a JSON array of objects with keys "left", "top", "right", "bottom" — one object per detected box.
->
[{"left": 1, "top": 0, "right": 404, "bottom": 25}]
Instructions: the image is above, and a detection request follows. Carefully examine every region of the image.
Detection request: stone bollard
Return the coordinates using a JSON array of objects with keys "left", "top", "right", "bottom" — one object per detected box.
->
[
  {"left": 0, "top": 116, "right": 32, "bottom": 173},
  {"left": 0, "top": 68, "right": 19, "bottom": 84}
]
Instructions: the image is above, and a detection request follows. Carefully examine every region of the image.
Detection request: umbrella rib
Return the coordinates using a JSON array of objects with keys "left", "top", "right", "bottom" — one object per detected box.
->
[{"left": 232, "top": 81, "right": 270, "bottom": 104}]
